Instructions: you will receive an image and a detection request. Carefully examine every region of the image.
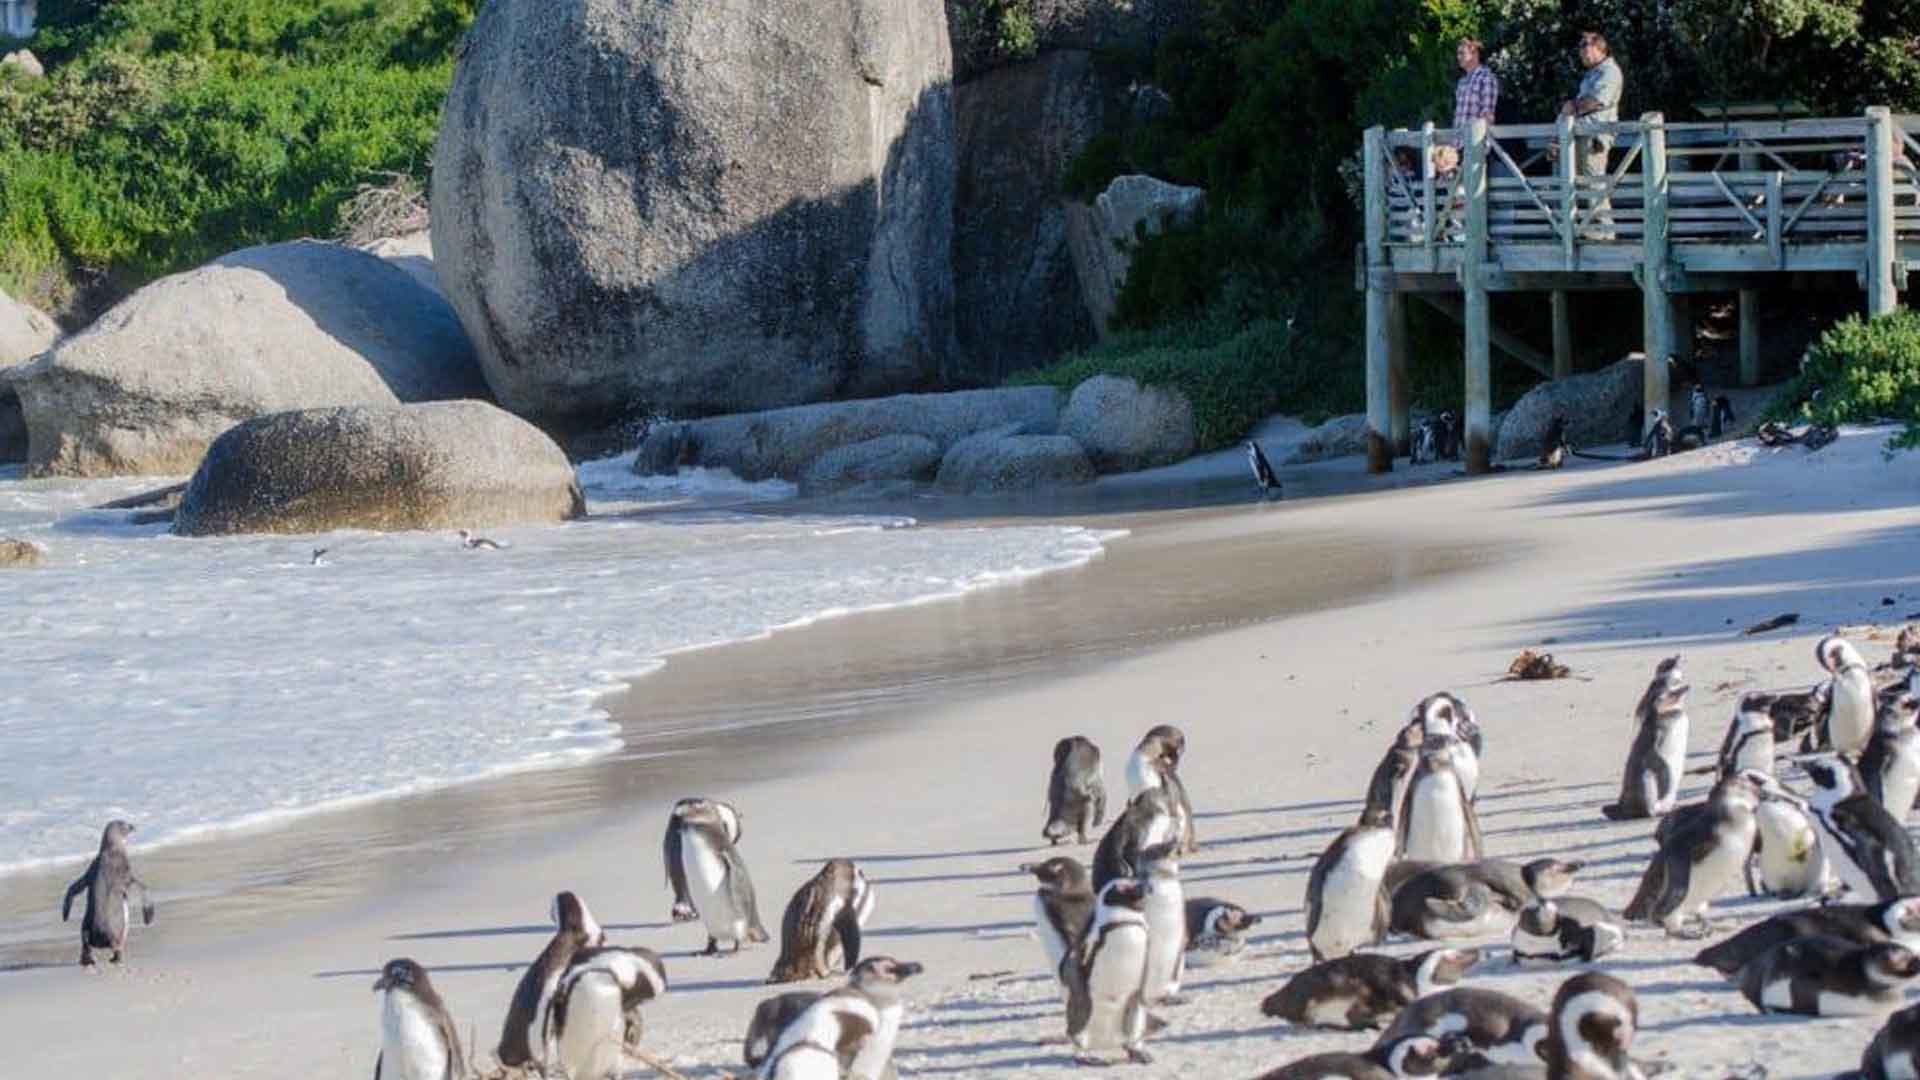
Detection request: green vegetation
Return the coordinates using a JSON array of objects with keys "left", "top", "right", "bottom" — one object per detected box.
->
[
  {"left": 0, "top": 0, "right": 476, "bottom": 316},
  {"left": 1768, "top": 310, "right": 1920, "bottom": 449},
  {"left": 1030, "top": 0, "right": 1920, "bottom": 442},
  {"left": 948, "top": 1, "right": 1041, "bottom": 80}
]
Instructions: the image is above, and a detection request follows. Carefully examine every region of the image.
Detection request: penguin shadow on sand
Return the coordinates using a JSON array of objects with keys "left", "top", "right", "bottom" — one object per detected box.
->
[
  {"left": 387, "top": 919, "right": 671, "bottom": 941},
  {"left": 314, "top": 959, "right": 526, "bottom": 979},
  {"left": 792, "top": 844, "right": 1033, "bottom": 864}
]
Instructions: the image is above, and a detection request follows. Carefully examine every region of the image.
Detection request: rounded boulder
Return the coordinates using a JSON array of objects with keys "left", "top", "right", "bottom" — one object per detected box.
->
[
  {"left": 172, "top": 401, "right": 585, "bottom": 537},
  {"left": 1060, "top": 374, "right": 1195, "bottom": 473}
]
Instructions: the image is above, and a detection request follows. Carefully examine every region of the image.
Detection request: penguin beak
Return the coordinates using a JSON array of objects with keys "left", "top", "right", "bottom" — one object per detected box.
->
[{"left": 372, "top": 972, "right": 391, "bottom": 992}]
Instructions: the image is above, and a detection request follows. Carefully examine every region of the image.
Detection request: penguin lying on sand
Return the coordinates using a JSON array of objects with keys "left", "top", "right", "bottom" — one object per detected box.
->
[
  {"left": 1739, "top": 935, "right": 1920, "bottom": 1016},
  {"left": 1183, "top": 897, "right": 1261, "bottom": 967},
  {"left": 1384, "top": 856, "right": 1585, "bottom": 940},
  {"left": 1861, "top": 1000, "right": 1920, "bottom": 1080},
  {"left": 1694, "top": 896, "right": 1920, "bottom": 977},
  {"left": 1261, "top": 947, "right": 1479, "bottom": 1031},
  {"left": 1252, "top": 1035, "right": 1451, "bottom": 1080},
  {"left": 1371, "top": 985, "right": 1547, "bottom": 1066}
]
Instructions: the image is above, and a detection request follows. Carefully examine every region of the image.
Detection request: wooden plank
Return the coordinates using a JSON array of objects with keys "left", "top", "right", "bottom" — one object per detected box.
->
[
  {"left": 1417, "top": 294, "right": 1554, "bottom": 377},
  {"left": 1641, "top": 112, "right": 1673, "bottom": 429},
  {"left": 1462, "top": 120, "right": 1494, "bottom": 473},
  {"left": 1867, "top": 107, "right": 1899, "bottom": 315},
  {"left": 1364, "top": 126, "right": 1392, "bottom": 474},
  {"left": 1388, "top": 291, "right": 1409, "bottom": 454},
  {"left": 1552, "top": 290, "right": 1573, "bottom": 378}
]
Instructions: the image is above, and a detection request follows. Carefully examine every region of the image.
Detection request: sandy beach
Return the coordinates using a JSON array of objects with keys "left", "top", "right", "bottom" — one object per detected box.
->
[{"left": 3, "top": 427, "right": 1918, "bottom": 1078}]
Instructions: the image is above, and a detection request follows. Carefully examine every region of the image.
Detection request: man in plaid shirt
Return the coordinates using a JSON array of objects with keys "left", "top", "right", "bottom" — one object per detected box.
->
[{"left": 1453, "top": 38, "right": 1498, "bottom": 131}]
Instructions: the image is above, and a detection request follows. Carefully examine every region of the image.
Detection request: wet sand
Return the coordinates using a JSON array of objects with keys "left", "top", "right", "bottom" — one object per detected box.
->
[{"left": 0, "top": 486, "right": 1489, "bottom": 968}]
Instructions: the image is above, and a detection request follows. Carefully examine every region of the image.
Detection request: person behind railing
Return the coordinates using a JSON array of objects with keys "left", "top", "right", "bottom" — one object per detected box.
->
[
  {"left": 1558, "top": 29, "right": 1624, "bottom": 239},
  {"left": 1423, "top": 39, "right": 1497, "bottom": 241}
]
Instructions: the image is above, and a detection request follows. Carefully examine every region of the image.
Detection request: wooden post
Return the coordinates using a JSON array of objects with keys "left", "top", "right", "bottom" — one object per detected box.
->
[
  {"left": 1739, "top": 148, "right": 1761, "bottom": 385},
  {"left": 1551, "top": 290, "right": 1573, "bottom": 378},
  {"left": 1421, "top": 121, "right": 1437, "bottom": 252},
  {"left": 1640, "top": 113, "right": 1672, "bottom": 430},
  {"left": 1364, "top": 126, "right": 1393, "bottom": 473},
  {"left": 1866, "top": 106, "right": 1898, "bottom": 316},
  {"left": 1463, "top": 118, "right": 1493, "bottom": 474},
  {"left": 1388, "top": 292, "right": 1410, "bottom": 454},
  {"left": 1557, "top": 112, "right": 1577, "bottom": 267}
]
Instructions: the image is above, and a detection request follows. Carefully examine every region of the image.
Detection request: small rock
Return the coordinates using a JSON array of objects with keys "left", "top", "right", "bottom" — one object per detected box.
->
[{"left": 0, "top": 538, "right": 46, "bottom": 568}]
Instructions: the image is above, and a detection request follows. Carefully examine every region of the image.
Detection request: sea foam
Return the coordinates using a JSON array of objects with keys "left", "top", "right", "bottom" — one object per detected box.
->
[{"left": 0, "top": 455, "right": 1114, "bottom": 872}]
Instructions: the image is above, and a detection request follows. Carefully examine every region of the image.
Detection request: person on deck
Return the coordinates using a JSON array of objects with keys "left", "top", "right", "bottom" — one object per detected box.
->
[{"left": 1561, "top": 29, "right": 1624, "bottom": 237}]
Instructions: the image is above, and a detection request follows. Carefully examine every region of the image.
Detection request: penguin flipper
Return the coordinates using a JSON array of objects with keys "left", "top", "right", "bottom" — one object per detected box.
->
[
  {"left": 1061, "top": 952, "right": 1093, "bottom": 1039},
  {"left": 663, "top": 820, "right": 692, "bottom": 916},
  {"left": 834, "top": 904, "right": 864, "bottom": 970},
  {"left": 134, "top": 876, "right": 154, "bottom": 925},
  {"left": 722, "top": 847, "right": 769, "bottom": 942},
  {"left": 373, "top": 1050, "right": 382, "bottom": 1080},
  {"left": 61, "top": 865, "right": 91, "bottom": 922}
]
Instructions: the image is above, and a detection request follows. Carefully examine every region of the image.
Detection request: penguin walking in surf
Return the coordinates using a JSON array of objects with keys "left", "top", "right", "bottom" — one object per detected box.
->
[
  {"left": 496, "top": 891, "right": 606, "bottom": 1072},
  {"left": 60, "top": 820, "right": 154, "bottom": 968},
  {"left": 666, "top": 797, "right": 770, "bottom": 954},
  {"left": 540, "top": 945, "right": 668, "bottom": 1080},
  {"left": 1125, "top": 725, "right": 1196, "bottom": 853},
  {"left": 1043, "top": 735, "right": 1106, "bottom": 845},
  {"left": 1602, "top": 664, "right": 1691, "bottom": 820},
  {"left": 373, "top": 958, "right": 465, "bottom": 1080},
  {"left": 768, "top": 858, "right": 873, "bottom": 984},
  {"left": 1801, "top": 753, "right": 1920, "bottom": 901}
]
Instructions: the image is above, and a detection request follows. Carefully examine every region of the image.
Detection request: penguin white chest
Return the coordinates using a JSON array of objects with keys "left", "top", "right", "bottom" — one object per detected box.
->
[
  {"left": 1813, "top": 813, "right": 1879, "bottom": 897},
  {"left": 846, "top": 1000, "right": 903, "bottom": 1079},
  {"left": 381, "top": 993, "right": 448, "bottom": 1080},
  {"left": 1405, "top": 777, "right": 1468, "bottom": 861},
  {"left": 1142, "top": 879, "right": 1186, "bottom": 1002},
  {"left": 1651, "top": 718, "right": 1688, "bottom": 807},
  {"left": 1680, "top": 824, "right": 1753, "bottom": 915},
  {"left": 1883, "top": 747, "right": 1920, "bottom": 825},
  {"left": 1754, "top": 802, "right": 1821, "bottom": 894},
  {"left": 1881, "top": 1049, "right": 1920, "bottom": 1080},
  {"left": 1312, "top": 830, "right": 1392, "bottom": 958},
  {"left": 1831, "top": 674, "right": 1875, "bottom": 753},
  {"left": 1125, "top": 753, "right": 1162, "bottom": 799},
  {"left": 681, "top": 834, "right": 741, "bottom": 940},
  {"left": 1080, "top": 923, "right": 1149, "bottom": 1050},
  {"left": 553, "top": 976, "right": 626, "bottom": 1080},
  {"left": 1033, "top": 894, "right": 1072, "bottom": 976}
]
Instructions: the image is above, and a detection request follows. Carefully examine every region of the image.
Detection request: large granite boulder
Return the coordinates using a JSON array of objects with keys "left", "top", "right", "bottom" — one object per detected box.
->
[
  {"left": 358, "top": 230, "right": 440, "bottom": 297},
  {"left": 634, "top": 387, "right": 1060, "bottom": 482},
  {"left": 936, "top": 430, "right": 1095, "bottom": 493},
  {"left": 5, "top": 241, "right": 485, "bottom": 477},
  {"left": 1283, "top": 413, "right": 1369, "bottom": 465},
  {"left": 1060, "top": 374, "right": 1194, "bottom": 472},
  {"left": 433, "top": 0, "right": 958, "bottom": 432},
  {"left": 1496, "top": 357, "right": 1643, "bottom": 461},
  {"left": 1066, "top": 175, "right": 1206, "bottom": 335},
  {"left": 798, "top": 434, "right": 943, "bottom": 497},
  {"left": 952, "top": 50, "right": 1105, "bottom": 380},
  {"left": 0, "top": 287, "right": 59, "bottom": 462},
  {"left": 172, "top": 401, "right": 583, "bottom": 537}
]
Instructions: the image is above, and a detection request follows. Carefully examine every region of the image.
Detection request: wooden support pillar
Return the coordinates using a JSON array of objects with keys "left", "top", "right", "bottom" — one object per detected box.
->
[
  {"left": 1387, "top": 291, "right": 1410, "bottom": 455},
  {"left": 1866, "top": 106, "right": 1898, "bottom": 316},
  {"left": 1463, "top": 118, "right": 1493, "bottom": 473},
  {"left": 1640, "top": 113, "right": 1672, "bottom": 429},
  {"left": 1551, "top": 290, "right": 1572, "bottom": 378},
  {"left": 1363, "top": 126, "right": 1393, "bottom": 473},
  {"left": 1738, "top": 148, "right": 1761, "bottom": 385}
]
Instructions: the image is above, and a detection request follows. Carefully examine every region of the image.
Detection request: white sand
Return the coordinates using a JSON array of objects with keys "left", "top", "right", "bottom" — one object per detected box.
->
[{"left": 4, "top": 427, "right": 1918, "bottom": 1078}]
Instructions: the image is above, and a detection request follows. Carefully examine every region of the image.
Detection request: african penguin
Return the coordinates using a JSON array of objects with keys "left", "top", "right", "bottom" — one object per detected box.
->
[
  {"left": 1739, "top": 935, "right": 1920, "bottom": 1016},
  {"left": 1745, "top": 684, "right": 1827, "bottom": 750},
  {"left": 1642, "top": 408, "right": 1673, "bottom": 457},
  {"left": 663, "top": 796, "right": 760, "bottom": 935},
  {"left": 1252, "top": 1034, "right": 1451, "bottom": 1080},
  {"left": 1305, "top": 804, "right": 1396, "bottom": 962},
  {"left": 60, "top": 819, "right": 154, "bottom": 968},
  {"left": 1092, "top": 787, "right": 1179, "bottom": 893},
  {"left": 1510, "top": 897, "right": 1625, "bottom": 964},
  {"left": 1861, "top": 688, "right": 1920, "bottom": 824},
  {"left": 1063, "top": 878, "right": 1155, "bottom": 1066},
  {"left": 1183, "top": 897, "right": 1262, "bottom": 968},
  {"left": 496, "top": 890, "right": 606, "bottom": 1070},
  {"left": 1534, "top": 415, "right": 1569, "bottom": 470},
  {"left": 1601, "top": 665, "right": 1690, "bottom": 820},
  {"left": 1694, "top": 896, "right": 1920, "bottom": 977},
  {"left": 1124, "top": 724, "right": 1197, "bottom": 853},
  {"left": 456, "top": 528, "right": 503, "bottom": 550},
  {"left": 1622, "top": 770, "right": 1760, "bottom": 938},
  {"left": 541, "top": 945, "right": 668, "bottom": 1080},
  {"left": 768, "top": 858, "right": 873, "bottom": 983},
  {"left": 1801, "top": 752, "right": 1920, "bottom": 901},
  {"left": 1534, "top": 972, "right": 1644, "bottom": 1080},
  {"left": 1373, "top": 985, "right": 1548, "bottom": 1067},
  {"left": 1385, "top": 856, "right": 1584, "bottom": 919},
  {"left": 1043, "top": 735, "right": 1106, "bottom": 845},
  {"left": 757, "top": 956, "right": 921, "bottom": 1080},
  {"left": 666, "top": 797, "right": 769, "bottom": 954},
  {"left": 1408, "top": 692, "right": 1482, "bottom": 802},
  {"left": 1388, "top": 872, "right": 1510, "bottom": 942},
  {"left": 1023, "top": 855, "right": 1095, "bottom": 992},
  {"left": 373, "top": 958, "right": 464, "bottom": 1080},
  {"left": 1246, "top": 440, "right": 1282, "bottom": 498},
  {"left": 1137, "top": 841, "right": 1187, "bottom": 1007},
  {"left": 1745, "top": 770, "right": 1827, "bottom": 899},
  {"left": 1715, "top": 704, "right": 1776, "bottom": 780},
  {"left": 1862, "top": 1001, "right": 1920, "bottom": 1080},
  {"left": 1688, "top": 383, "right": 1710, "bottom": 432},
  {"left": 1822, "top": 635, "right": 1878, "bottom": 756},
  {"left": 1365, "top": 722, "right": 1422, "bottom": 823},
  {"left": 1261, "top": 947, "right": 1479, "bottom": 1031},
  {"left": 1396, "top": 734, "right": 1484, "bottom": 863}
]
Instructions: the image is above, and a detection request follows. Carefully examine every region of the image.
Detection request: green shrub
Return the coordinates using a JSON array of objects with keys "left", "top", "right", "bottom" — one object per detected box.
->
[{"left": 1768, "top": 308, "right": 1920, "bottom": 449}]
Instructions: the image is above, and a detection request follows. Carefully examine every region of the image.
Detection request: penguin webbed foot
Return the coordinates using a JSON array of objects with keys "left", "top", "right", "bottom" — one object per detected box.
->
[
  {"left": 1072, "top": 1053, "right": 1108, "bottom": 1068},
  {"left": 670, "top": 902, "right": 697, "bottom": 923},
  {"left": 701, "top": 936, "right": 721, "bottom": 957},
  {"left": 1125, "top": 1046, "right": 1154, "bottom": 1065}
]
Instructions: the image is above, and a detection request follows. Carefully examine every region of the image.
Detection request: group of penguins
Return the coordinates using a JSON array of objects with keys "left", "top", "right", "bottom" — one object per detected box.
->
[{"left": 49, "top": 625, "right": 1920, "bottom": 1078}]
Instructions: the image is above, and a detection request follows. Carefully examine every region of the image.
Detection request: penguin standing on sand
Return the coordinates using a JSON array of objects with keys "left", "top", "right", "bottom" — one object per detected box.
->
[
  {"left": 1623, "top": 770, "right": 1761, "bottom": 938},
  {"left": 1137, "top": 842, "right": 1187, "bottom": 1007},
  {"left": 1253, "top": 1036, "right": 1450, "bottom": 1080},
  {"left": 1801, "top": 753, "right": 1920, "bottom": 901},
  {"left": 1408, "top": 692, "right": 1481, "bottom": 802},
  {"left": 1396, "top": 734, "right": 1483, "bottom": 862},
  {"left": 1860, "top": 688, "right": 1920, "bottom": 823},
  {"left": 1694, "top": 896, "right": 1920, "bottom": 977},
  {"left": 373, "top": 958, "right": 464, "bottom": 1080},
  {"left": 1862, "top": 1001, "right": 1920, "bottom": 1080},
  {"left": 1092, "top": 787, "right": 1179, "bottom": 892},
  {"left": 541, "top": 945, "right": 668, "bottom": 1080},
  {"left": 768, "top": 859, "right": 873, "bottom": 983},
  {"left": 1022, "top": 856, "right": 1095, "bottom": 991},
  {"left": 1822, "top": 635, "right": 1879, "bottom": 756},
  {"left": 1043, "top": 736, "right": 1106, "bottom": 845},
  {"left": 1716, "top": 705, "right": 1776, "bottom": 780},
  {"left": 1246, "top": 441, "right": 1282, "bottom": 499},
  {"left": 1125, "top": 725, "right": 1197, "bottom": 853},
  {"left": 60, "top": 820, "right": 154, "bottom": 968},
  {"left": 1746, "top": 770, "right": 1827, "bottom": 898},
  {"left": 1183, "top": 897, "right": 1262, "bottom": 967},
  {"left": 1261, "top": 947, "right": 1479, "bottom": 1031},
  {"left": 1305, "top": 804, "right": 1396, "bottom": 962},
  {"left": 757, "top": 956, "right": 921, "bottom": 1080},
  {"left": 666, "top": 798, "right": 769, "bottom": 954},
  {"left": 1064, "top": 879, "right": 1157, "bottom": 1066},
  {"left": 1602, "top": 665, "right": 1690, "bottom": 820},
  {"left": 496, "top": 891, "right": 606, "bottom": 1071},
  {"left": 664, "top": 797, "right": 759, "bottom": 933},
  {"left": 1739, "top": 936, "right": 1920, "bottom": 1016},
  {"left": 1364, "top": 723, "right": 1422, "bottom": 823}
]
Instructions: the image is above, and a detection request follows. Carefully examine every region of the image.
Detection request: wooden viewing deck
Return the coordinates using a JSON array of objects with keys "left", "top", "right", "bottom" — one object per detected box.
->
[{"left": 1359, "top": 108, "right": 1920, "bottom": 473}]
